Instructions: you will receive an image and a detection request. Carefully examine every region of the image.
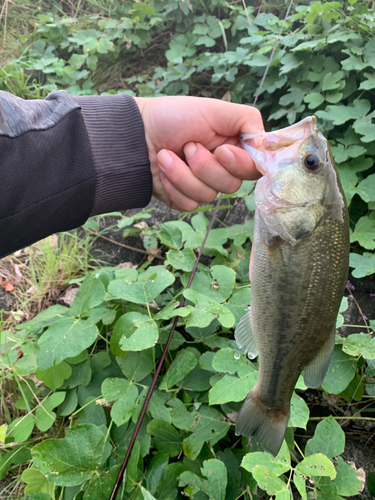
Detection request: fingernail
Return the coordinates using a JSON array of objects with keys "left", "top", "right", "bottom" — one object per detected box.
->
[
  {"left": 158, "top": 149, "right": 173, "bottom": 171},
  {"left": 184, "top": 142, "right": 197, "bottom": 159},
  {"left": 215, "top": 145, "right": 235, "bottom": 164}
]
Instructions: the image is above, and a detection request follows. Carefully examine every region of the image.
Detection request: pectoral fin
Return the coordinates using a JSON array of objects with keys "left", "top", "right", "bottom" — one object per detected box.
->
[
  {"left": 234, "top": 307, "right": 259, "bottom": 360},
  {"left": 303, "top": 331, "right": 335, "bottom": 388}
]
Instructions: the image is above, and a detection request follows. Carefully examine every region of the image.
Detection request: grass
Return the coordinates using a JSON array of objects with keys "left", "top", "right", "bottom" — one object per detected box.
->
[{"left": 0, "top": 230, "right": 97, "bottom": 328}]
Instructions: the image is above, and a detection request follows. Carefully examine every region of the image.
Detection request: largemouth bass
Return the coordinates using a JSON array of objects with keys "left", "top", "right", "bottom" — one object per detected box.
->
[{"left": 235, "top": 116, "right": 349, "bottom": 456}]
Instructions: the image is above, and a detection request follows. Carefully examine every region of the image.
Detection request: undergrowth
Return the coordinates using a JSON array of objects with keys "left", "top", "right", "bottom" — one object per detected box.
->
[{"left": 1, "top": 0, "right": 375, "bottom": 499}]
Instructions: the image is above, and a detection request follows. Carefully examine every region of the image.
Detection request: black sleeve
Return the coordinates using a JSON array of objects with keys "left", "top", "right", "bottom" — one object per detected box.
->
[{"left": 0, "top": 90, "right": 152, "bottom": 259}]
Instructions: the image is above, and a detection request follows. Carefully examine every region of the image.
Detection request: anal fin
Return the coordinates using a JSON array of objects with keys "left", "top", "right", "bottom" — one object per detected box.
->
[
  {"left": 234, "top": 307, "right": 259, "bottom": 360},
  {"left": 303, "top": 331, "right": 335, "bottom": 388}
]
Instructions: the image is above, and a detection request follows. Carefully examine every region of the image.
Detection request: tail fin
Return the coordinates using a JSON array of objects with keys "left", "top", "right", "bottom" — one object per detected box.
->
[{"left": 235, "top": 388, "right": 289, "bottom": 457}]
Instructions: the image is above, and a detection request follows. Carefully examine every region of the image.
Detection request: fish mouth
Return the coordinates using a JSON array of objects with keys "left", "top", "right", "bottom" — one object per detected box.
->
[{"left": 241, "top": 116, "right": 318, "bottom": 175}]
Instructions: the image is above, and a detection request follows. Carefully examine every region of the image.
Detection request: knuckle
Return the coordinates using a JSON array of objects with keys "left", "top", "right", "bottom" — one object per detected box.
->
[{"left": 223, "top": 178, "right": 242, "bottom": 194}]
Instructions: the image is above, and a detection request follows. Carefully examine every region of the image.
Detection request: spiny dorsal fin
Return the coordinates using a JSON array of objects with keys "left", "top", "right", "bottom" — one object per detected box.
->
[{"left": 234, "top": 307, "right": 259, "bottom": 360}]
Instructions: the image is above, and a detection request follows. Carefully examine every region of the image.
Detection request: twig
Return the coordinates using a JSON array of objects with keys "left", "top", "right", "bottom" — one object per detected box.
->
[{"left": 87, "top": 229, "right": 165, "bottom": 260}]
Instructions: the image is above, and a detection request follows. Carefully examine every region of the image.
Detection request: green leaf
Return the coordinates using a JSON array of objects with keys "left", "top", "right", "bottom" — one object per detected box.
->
[
  {"left": 116, "top": 350, "right": 153, "bottom": 382},
  {"left": 318, "top": 457, "right": 363, "bottom": 496},
  {"left": 69, "top": 276, "right": 105, "bottom": 317},
  {"left": 349, "top": 252, "right": 375, "bottom": 278},
  {"left": 251, "top": 465, "right": 288, "bottom": 495},
  {"left": 356, "top": 173, "right": 375, "bottom": 202},
  {"left": 211, "top": 265, "right": 236, "bottom": 301},
  {"left": 147, "top": 420, "right": 182, "bottom": 457},
  {"left": 6, "top": 414, "right": 34, "bottom": 443},
  {"left": 168, "top": 399, "right": 195, "bottom": 430},
  {"left": 149, "top": 391, "right": 171, "bottom": 424},
  {"left": 36, "top": 362, "right": 72, "bottom": 390},
  {"left": 322, "top": 345, "right": 357, "bottom": 393},
  {"left": 37, "top": 319, "right": 98, "bottom": 370},
  {"left": 31, "top": 424, "right": 110, "bottom": 487},
  {"left": 35, "top": 392, "right": 66, "bottom": 432},
  {"left": 159, "top": 222, "right": 185, "bottom": 249},
  {"left": 342, "top": 333, "right": 375, "bottom": 359},
  {"left": 166, "top": 248, "right": 196, "bottom": 271},
  {"left": 125, "top": 440, "right": 140, "bottom": 492},
  {"left": 119, "top": 315, "right": 159, "bottom": 352},
  {"left": 289, "top": 392, "right": 309, "bottom": 429},
  {"left": 21, "top": 469, "right": 55, "bottom": 498},
  {"left": 304, "top": 92, "right": 324, "bottom": 109},
  {"left": 82, "top": 465, "right": 119, "bottom": 499},
  {"left": 141, "top": 486, "right": 157, "bottom": 500},
  {"left": 241, "top": 441, "right": 291, "bottom": 476},
  {"left": 296, "top": 454, "right": 336, "bottom": 479},
  {"left": 305, "top": 416, "right": 345, "bottom": 458},
  {"left": 179, "top": 459, "right": 228, "bottom": 500},
  {"left": 101, "top": 378, "right": 138, "bottom": 426},
  {"left": 182, "top": 406, "right": 230, "bottom": 460},
  {"left": 160, "top": 349, "right": 197, "bottom": 389},
  {"left": 111, "top": 312, "right": 158, "bottom": 354},
  {"left": 108, "top": 267, "right": 175, "bottom": 304}
]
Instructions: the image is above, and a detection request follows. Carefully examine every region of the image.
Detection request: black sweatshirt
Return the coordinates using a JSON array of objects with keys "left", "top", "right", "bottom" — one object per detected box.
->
[{"left": 0, "top": 90, "right": 152, "bottom": 259}]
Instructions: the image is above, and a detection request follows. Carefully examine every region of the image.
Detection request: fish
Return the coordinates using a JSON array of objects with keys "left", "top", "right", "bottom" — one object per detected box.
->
[{"left": 234, "top": 116, "right": 349, "bottom": 456}]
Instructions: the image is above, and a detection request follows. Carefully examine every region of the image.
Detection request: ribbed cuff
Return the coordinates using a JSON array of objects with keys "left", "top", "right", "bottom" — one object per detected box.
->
[{"left": 73, "top": 93, "right": 152, "bottom": 216}]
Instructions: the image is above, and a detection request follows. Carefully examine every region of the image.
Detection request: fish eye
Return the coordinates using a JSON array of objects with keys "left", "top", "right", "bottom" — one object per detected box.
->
[{"left": 303, "top": 154, "right": 321, "bottom": 172}]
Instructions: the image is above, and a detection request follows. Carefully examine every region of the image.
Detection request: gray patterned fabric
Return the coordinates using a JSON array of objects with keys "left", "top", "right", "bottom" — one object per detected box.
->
[{"left": 0, "top": 90, "right": 79, "bottom": 138}]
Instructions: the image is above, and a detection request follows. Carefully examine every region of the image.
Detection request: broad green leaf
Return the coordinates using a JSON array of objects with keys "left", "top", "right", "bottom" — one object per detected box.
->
[
  {"left": 82, "top": 465, "right": 120, "bottom": 499},
  {"left": 296, "top": 454, "right": 336, "bottom": 479},
  {"left": 182, "top": 406, "right": 230, "bottom": 460},
  {"left": 294, "top": 472, "right": 307, "bottom": 500},
  {"left": 166, "top": 248, "right": 196, "bottom": 271},
  {"left": 69, "top": 276, "right": 105, "bottom": 317},
  {"left": 212, "top": 348, "right": 256, "bottom": 377},
  {"left": 37, "top": 319, "right": 98, "bottom": 370},
  {"left": 168, "top": 399, "right": 195, "bottom": 430},
  {"left": 159, "top": 222, "right": 184, "bottom": 249},
  {"left": 31, "top": 424, "right": 110, "bottom": 487},
  {"left": 35, "top": 392, "right": 66, "bottom": 432},
  {"left": 149, "top": 391, "right": 171, "bottom": 424},
  {"left": 241, "top": 441, "right": 291, "bottom": 476},
  {"left": 350, "top": 216, "right": 375, "bottom": 250},
  {"left": 251, "top": 465, "right": 288, "bottom": 495},
  {"left": 179, "top": 459, "right": 227, "bottom": 500},
  {"left": 145, "top": 452, "right": 169, "bottom": 494},
  {"left": 211, "top": 265, "right": 236, "bottom": 301},
  {"left": 57, "top": 389, "right": 78, "bottom": 417},
  {"left": 19, "top": 305, "right": 69, "bottom": 333},
  {"left": 21, "top": 469, "right": 55, "bottom": 498},
  {"left": 62, "top": 360, "right": 91, "bottom": 389},
  {"left": 116, "top": 350, "right": 153, "bottom": 382},
  {"left": 289, "top": 392, "right": 309, "bottom": 429},
  {"left": 101, "top": 378, "right": 138, "bottom": 426},
  {"left": 6, "top": 414, "right": 35, "bottom": 443},
  {"left": 160, "top": 349, "right": 197, "bottom": 389},
  {"left": 155, "top": 299, "right": 194, "bottom": 320},
  {"left": 322, "top": 345, "right": 357, "bottom": 394},
  {"left": 35, "top": 362, "right": 72, "bottom": 390},
  {"left": 111, "top": 312, "right": 158, "bottom": 354},
  {"left": 108, "top": 267, "right": 175, "bottom": 304},
  {"left": 342, "top": 333, "right": 375, "bottom": 359},
  {"left": 356, "top": 173, "right": 375, "bottom": 202},
  {"left": 146, "top": 420, "right": 182, "bottom": 457},
  {"left": 349, "top": 252, "right": 375, "bottom": 278},
  {"left": 0, "top": 446, "right": 31, "bottom": 481},
  {"left": 305, "top": 416, "right": 345, "bottom": 458},
  {"left": 318, "top": 456, "right": 363, "bottom": 496},
  {"left": 125, "top": 440, "right": 140, "bottom": 492}
]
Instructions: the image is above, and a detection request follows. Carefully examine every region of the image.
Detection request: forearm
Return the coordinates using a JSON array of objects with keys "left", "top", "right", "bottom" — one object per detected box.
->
[{"left": 0, "top": 90, "right": 152, "bottom": 258}]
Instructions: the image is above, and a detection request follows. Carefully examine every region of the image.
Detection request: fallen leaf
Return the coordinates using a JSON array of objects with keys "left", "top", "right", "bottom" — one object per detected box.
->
[
  {"left": 0, "top": 278, "right": 14, "bottom": 292},
  {"left": 61, "top": 287, "right": 78, "bottom": 306}
]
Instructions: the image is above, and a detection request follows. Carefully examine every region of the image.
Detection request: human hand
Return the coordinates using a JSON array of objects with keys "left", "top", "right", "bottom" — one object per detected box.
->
[{"left": 135, "top": 96, "right": 264, "bottom": 211}]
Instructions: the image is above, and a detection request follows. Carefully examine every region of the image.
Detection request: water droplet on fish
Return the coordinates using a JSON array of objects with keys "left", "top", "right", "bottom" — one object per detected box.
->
[{"left": 234, "top": 353, "right": 240, "bottom": 360}]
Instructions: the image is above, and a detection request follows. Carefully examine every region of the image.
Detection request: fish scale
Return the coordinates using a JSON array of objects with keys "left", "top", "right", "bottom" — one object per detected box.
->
[{"left": 235, "top": 116, "right": 349, "bottom": 456}]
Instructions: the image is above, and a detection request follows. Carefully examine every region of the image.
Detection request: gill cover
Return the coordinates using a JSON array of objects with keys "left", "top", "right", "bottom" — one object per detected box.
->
[{"left": 241, "top": 116, "right": 341, "bottom": 245}]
